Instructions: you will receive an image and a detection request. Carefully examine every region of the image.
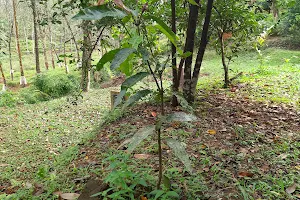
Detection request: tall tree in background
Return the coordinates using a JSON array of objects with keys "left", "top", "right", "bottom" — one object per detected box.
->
[
  {"left": 0, "top": 63, "right": 7, "bottom": 91},
  {"left": 31, "top": 0, "right": 41, "bottom": 74},
  {"left": 8, "top": 23, "right": 14, "bottom": 80},
  {"left": 4, "top": 0, "right": 14, "bottom": 80},
  {"left": 12, "top": 0, "right": 27, "bottom": 87},
  {"left": 81, "top": 21, "right": 92, "bottom": 92},
  {"left": 64, "top": 15, "right": 80, "bottom": 62},
  {"left": 44, "top": 1, "right": 55, "bottom": 69}
]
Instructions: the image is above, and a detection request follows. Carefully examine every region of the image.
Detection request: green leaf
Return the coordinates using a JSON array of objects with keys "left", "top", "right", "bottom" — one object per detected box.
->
[
  {"left": 126, "top": 125, "right": 155, "bottom": 153},
  {"left": 121, "top": 72, "right": 150, "bottom": 89},
  {"left": 150, "top": 190, "right": 165, "bottom": 200},
  {"left": 181, "top": 51, "right": 192, "bottom": 58},
  {"left": 122, "top": 89, "right": 152, "bottom": 109},
  {"left": 119, "top": 57, "right": 132, "bottom": 76},
  {"left": 113, "top": 89, "right": 126, "bottom": 109},
  {"left": 166, "top": 112, "right": 197, "bottom": 122},
  {"left": 138, "top": 179, "right": 148, "bottom": 187},
  {"left": 111, "top": 48, "right": 136, "bottom": 70},
  {"left": 187, "top": 0, "right": 199, "bottom": 6},
  {"left": 96, "top": 49, "right": 120, "bottom": 71},
  {"left": 166, "top": 191, "right": 180, "bottom": 198},
  {"left": 163, "top": 175, "right": 171, "bottom": 190},
  {"left": 73, "top": 5, "right": 127, "bottom": 21},
  {"left": 144, "top": 15, "right": 182, "bottom": 55},
  {"left": 166, "top": 138, "right": 193, "bottom": 174},
  {"left": 138, "top": 47, "right": 150, "bottom": 63}
]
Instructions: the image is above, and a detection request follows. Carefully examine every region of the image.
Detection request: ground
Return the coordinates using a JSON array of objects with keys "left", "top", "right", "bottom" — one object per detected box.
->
[{"left": 0, "top": 47, "right": 300, "bottom": 199}]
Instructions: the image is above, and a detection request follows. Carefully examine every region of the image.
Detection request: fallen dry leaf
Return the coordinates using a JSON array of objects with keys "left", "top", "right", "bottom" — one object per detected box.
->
[
  {"left": 33, "top": 183, "right": 44, "bottom": 196},
  {"left": 207, "top": 129, "right": 217, "bottom": 135},
  {"left": 134, "top": 154, "right": 151, "bottom": 159},
  {"left": 53, "top": 191, "right": 62, "bottom": 196},
  {"left": 239, "top": 148, "right": 248, "bottom": 154},
  {"left": 278, "top": 153, "right": 288, "bottom": 159},
  {"left": 260, "top": 164, "right": 270, "bottom": 172},
  {"left": 286, "top": 183, "right": 297, "bottom": 194},
  {"left": 0, "top": 163, "right": 10, "bottom": 167},
  {"left": 151, "top": 111, "right": 157, "bottom": 117},
  {"left": 238, "top": 171, "right": 254, "bottom": 178},
  {"left": 97, "top": 0, "right": 105, "bottom": 5},
  {"left": 60, "top": 193, "right": 80, "bottom": 200},
  {"left": 113, "top": 0, "right": 131, "bottom": 13},
  {"left": 141, "top": 196, "right": 148, "bottom": 200}
]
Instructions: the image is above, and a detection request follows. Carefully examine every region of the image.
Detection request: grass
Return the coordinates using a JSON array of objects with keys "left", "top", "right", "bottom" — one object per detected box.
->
[
  {"left": 0, "top": 46, "right": 299, "bottom": 199},
  {"left": 198, "top": 48, "right": 300, "bottom": 107},
  {"left": 0, "top": 84, "right": 120, "bottom": 199}
]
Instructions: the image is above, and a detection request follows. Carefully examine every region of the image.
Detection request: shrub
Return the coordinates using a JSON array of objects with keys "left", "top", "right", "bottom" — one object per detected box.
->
[
  {"left": 277, "top": 2, "right": 300, "bottom": 41},
  {"left": 33, "top": 72, "right": 80, "bottom": 98},
  {"left": 0, "top": 91, "right": 17, "bottom": 107},
  {"left": 18, "top": 87, "right": 50, "bottom": 104}
]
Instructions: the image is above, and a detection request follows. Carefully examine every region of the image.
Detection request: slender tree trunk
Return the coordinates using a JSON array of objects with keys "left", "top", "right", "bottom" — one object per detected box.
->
[
  {"left": 183, "top": 0, "right": 200, "bottom": 103},
  {"left": 81, "top": 21, "right": 92, "bottom": 92},
  {"left": 70, "top": 39, "right": 73, "bottom": 52},
  {"left": 42, "top": 29, "right": 49, "bottom": 70},
  {"left": 32, "top": 25, "right": 35, "bottom": 54},
  {"left": 271, "top": 0, "right": 278, "bottom": 21},
  {"left": 63, "top": 25, "right": 69, "bottom": 74},
  {"left": 64, "top": 16, "right": 80, "bottom": 62},
  {"left": 171, "top": 0, "right": 178, "bottom": 106},
  {"left": 190, "top": 0, "right": 214, "bottom": 102},
  {"left": 12, "top": 0, "right": 26, "bottom": 87},
  {"left": 0, "top": 63, "right": 7, "bottom": 91},
  {"left": 31, "top": 0, "right": 40, "bottom": 74},
  {"left": 23, "top": 22, "right": 30, "bottom": 54},
  {"left": 45, "top": 2, "right": 55, "bottom": 69},
  {"left": 9, "top": 23, "right": 14, "bottom": 81},
  {"left": 219, "top": 34, "right": 229, "bottom": 88}
]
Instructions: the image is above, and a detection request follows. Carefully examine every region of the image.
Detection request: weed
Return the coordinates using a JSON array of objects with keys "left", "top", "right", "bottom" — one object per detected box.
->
[
  {"left": 92, "top": 153, "right": 150, "bottom": 200},
  {"left": 0, "top": 91, "right": 17, "bottom": 107}
]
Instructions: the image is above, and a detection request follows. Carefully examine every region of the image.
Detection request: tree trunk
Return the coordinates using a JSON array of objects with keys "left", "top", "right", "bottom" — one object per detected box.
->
[
  {"left": 183, "top": 0, "right": 200, "bottom": 103},
  {"left": 81, "top": 21, "right": 92, "bottom": 92},
  {"left": 23, "top": 21, "right": 30, "bottom": 54},
  {"left": 219, "top": 34, "right": 229, "bottom": 88},
  {"left": 0, "top": 63, "right": 7, "bottom": 91},
  {"left": 45, "top": 2, "right": 55, "bottom": 69},
  {"left": 42, "top": 28, "right": 49, "bottom": 70},
  {"left": 271, "top": 0, "right": 279, "bottom": 21},
  {"left": 9, "top": 23, "right": 14, "bottom": 81},
  {"left": 63, "top": 25, "right": 69, "bottom": 74},
  {"left": 31, "top": 0, "right": 41, "bottom": 74},
  {"left": 171, "top": 0, "right": 178, "bottom": 106},
  {"left": 189, "top": 0, "right": 214, "bottom": 102},
  {"left": 64, "top": 15, "right": 80, "bottom": 62},
  {"left": 12, "top": 0, "right": 26, "bottom": 87}
]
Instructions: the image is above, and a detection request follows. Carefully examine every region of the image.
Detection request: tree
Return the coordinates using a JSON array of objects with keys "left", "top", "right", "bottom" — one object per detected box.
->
[
  {"left": 183, "top": 0, "right": 214, "bottom": 103},
  {"left": 30, "top": 0, "right": 41, "bottom": 74},
  {"left": 81, "top": 21, "right": 92, "bottom": 91},
  {"left": 0, "top": 63, "right": 7, "bottom": 91},
  {"left": 74, "top": 2, "right": 197, "bottom": 191},
  {"left": 211, "top": 0, "right": 260, "bottom": 87},
  {"left": 12, "top": 0, "right": 27, "bottom": 87},
  {"left": 171, "top": 0, "right": 178, "bottom": 106}
]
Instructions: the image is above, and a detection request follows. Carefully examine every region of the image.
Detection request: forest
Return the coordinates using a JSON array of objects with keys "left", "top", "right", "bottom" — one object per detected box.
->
[{"left": 0, "top": 0, "right": 300, "bottom": 199}]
